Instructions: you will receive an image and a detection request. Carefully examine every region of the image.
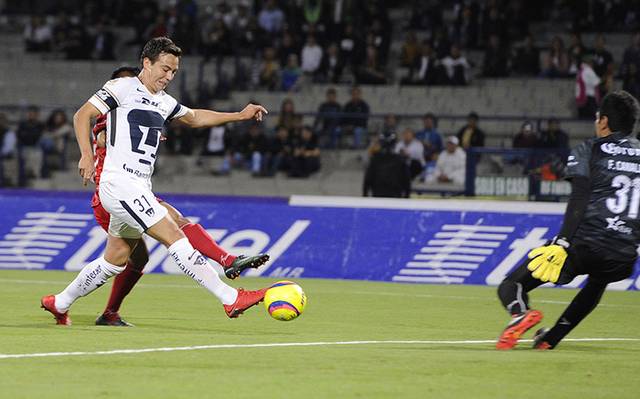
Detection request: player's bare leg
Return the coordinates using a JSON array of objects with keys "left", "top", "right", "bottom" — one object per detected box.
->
[
  {"left": 146, "top": 215, "right": 267, "bottom": 318},
  {"left": 161, "top": 202, "right": 269, "bottom": 279},
  {"left": 96, "top": 239, "right": 149, "bottom": 327},
  {"left": 41, "top": 236, "right": 137, "bottom": 325}
]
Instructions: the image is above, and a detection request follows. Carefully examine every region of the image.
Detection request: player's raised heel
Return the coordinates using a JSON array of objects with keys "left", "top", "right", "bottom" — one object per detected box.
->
[
  {"left": 40, "top": 295, "right": 71, "bottom": 326},
  {"left": 95, "top": 311, "right": 134, "bottom": 327},
  {"left": 223, "top": 288, "right": 268, "bottom": 318},
  {"left": 224, "top": 254, "right": 270, "bottom": 280},
  {"left": 532, "top": 327, "right": 553, "bottom": 350},
  {"left": 496, "top": 309, "right": 543, "bottom": 350}
]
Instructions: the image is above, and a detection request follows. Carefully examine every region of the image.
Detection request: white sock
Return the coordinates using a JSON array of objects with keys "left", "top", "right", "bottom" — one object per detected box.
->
[
  {"left": 55, "top": 257, "right": 124, "bottom": 312},
  {"left": 168, "top": 238, "right": 238, "bottom": 305}
]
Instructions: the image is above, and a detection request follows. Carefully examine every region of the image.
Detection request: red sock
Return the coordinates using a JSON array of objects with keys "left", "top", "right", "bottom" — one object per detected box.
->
[
  {"left": 104, "top": 261, "right": 143, "bottom": 314},
  {"left": 181, "top": 223, "right": 236, "bottom": 267}
]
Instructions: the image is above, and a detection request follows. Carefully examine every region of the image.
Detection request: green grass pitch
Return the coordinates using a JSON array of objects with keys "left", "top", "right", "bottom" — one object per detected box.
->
[{"left": 1, "top": 269, "right": 639, "bottom": 399}]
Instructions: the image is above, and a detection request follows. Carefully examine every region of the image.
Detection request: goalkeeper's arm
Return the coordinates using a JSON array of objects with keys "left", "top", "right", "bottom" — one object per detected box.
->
[{"left": 556, "top": 176, "right": 590, "bottom": 243}]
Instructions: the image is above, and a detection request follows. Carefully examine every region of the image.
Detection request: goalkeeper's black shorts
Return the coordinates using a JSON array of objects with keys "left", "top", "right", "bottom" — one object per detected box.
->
[{"left": 557, "top": 241, "right": 635, "bottom": 285}]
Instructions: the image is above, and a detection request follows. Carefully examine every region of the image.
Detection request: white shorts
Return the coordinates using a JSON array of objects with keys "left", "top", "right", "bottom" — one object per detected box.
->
[{"left": 98, "top": 177, "right": 168, "bottom": 239}]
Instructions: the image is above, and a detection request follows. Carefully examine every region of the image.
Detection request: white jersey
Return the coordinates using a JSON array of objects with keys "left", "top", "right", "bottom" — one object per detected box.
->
[{"left": 88, "top": 76, "right": 190, "bottom": 190}]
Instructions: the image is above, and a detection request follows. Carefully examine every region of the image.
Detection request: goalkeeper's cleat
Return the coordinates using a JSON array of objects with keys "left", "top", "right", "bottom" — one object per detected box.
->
[
  {"left": 40, "top": 295, "right": 71, "bottom": 326},
  {"left": 95, "top": 311, "right": 134, "bottom": 327},
  {"left": 224, "top": 288, "right": 267, "bottom": 318},
  {"left": 496, "top": 309, "right": 543, "bottom": 350},
  {"left": 224, "top": 254, "right": 270, "bottom": 280},
  {"left": 532, "top": 327, "right": 553, "bottom": 350}
]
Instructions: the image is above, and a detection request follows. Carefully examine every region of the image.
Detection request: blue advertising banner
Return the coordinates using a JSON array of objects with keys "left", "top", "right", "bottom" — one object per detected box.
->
[{"left": 1, "top": 191, "right": 639, "bottom": 290}]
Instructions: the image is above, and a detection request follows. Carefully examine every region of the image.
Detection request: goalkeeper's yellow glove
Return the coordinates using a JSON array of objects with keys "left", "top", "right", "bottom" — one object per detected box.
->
[{"left": 527, "top": 237, "right": 569, "bottom": 283}]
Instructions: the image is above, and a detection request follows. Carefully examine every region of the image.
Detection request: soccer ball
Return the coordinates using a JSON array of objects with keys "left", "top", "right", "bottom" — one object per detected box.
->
[{"left": 264, "top": 281, "right": 306, "bottom": 321}]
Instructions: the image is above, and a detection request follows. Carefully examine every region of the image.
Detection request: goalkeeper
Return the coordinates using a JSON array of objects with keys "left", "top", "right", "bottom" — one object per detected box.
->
[{"left": 496, "top": 90, "right": 640, "bottom": 350}]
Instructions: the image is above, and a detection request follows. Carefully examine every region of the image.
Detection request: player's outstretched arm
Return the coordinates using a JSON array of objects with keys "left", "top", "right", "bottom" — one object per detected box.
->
[
  {"left": 176, "top": 104, "right": 268, "bottom": 129},
  {"left": 73, "top": 102, "right": 101, "bottom": 186}
]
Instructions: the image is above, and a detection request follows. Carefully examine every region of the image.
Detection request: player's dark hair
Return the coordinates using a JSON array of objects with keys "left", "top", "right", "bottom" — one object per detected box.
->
[
  {"left": 140, "top": 37, "right": 182, "bottom": 64},
  {"left": 599, "top": 90, "right": 640, "bottom": 134},
  {"left": 111, "top": 66, "right": 140, "bottom": 79}
]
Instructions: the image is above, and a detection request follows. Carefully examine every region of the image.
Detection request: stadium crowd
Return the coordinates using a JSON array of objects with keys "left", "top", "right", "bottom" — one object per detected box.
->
[{"left": 3, "top": 0, "right": 640, "bottom": 193}]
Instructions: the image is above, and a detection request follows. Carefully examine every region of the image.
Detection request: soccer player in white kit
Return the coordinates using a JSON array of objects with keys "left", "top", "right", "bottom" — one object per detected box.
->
[{"left": 41, "top": 37, "right": 270, "bottom": 325}]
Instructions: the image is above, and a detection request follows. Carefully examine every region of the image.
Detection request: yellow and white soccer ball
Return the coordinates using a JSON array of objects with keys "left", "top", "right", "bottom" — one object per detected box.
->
[{"left": 264, "top": 281, "right": 306, "bottom": 321}]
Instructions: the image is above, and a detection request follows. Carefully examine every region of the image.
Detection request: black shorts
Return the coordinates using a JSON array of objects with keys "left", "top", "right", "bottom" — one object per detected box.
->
[{"left": 556, "top": 241, "right": 635, "bottom": 285}]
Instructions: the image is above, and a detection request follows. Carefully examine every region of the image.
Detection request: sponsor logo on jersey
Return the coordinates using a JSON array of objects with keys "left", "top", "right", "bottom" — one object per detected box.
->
[
  {"left": 95, "top": 89, "right": 111, "bottom": 102},
  {"left": 606, "top": 216, "right": 633, "bottom": 234},
  {"left": 600, "top": 142, "right": 640, "bottom": 156}
]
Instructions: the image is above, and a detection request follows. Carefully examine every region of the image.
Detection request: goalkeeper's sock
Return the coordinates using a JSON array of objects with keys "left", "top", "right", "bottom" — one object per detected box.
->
[
  {"left": 498, "top": 280, "right": 530, "bottom": 315},
  {"left": 181, "top": 223, "right": 237, "bottom": 267},
  {"left": 104, "top": 261, "right": 143, "bottom": 314},
  {"left": 55, "top": 257, "right": 124, "bottom": 312},
  {"left": 543, "top": 279, "right": 607, "bottom": 346}
]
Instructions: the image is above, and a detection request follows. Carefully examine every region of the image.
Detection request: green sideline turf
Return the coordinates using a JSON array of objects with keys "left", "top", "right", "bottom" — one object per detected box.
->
[{"left": 1, "top": 270, "right": 639, "bottom": 399}]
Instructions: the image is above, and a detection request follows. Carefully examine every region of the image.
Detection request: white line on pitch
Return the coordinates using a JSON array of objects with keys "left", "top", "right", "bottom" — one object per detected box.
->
[{"left": 2, "top": 338, "right": 640, "bottom": 360}]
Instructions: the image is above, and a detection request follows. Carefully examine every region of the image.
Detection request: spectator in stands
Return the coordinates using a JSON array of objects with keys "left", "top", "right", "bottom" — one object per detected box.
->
[
  {"left": 576, "top": 56, "right": 600, "bottom": 119},
  {"left": 258, "top": 0, "right": 285, "bottom": 35},
  {"left": 281, "top": 54, "right": 302, "bottom": 92},
  {"left": 42, "top": 109, "right": 72, "bottom": 171},
  {"left": 278, "top": 31, "right": 300, "bottom": 67},
  {"left": 481, "top": 3, "right": 505, "bottom": 47},
  {"left": 289, "top": 126, "right": 321, "bottom": 178},
  {"left": 440, "top": 44, "right": 471, "bottom": 85},
  {"left": 341, "top": 86, "right": 370, "bottom": 148},
  {"left": 592, "top": 34, "right": 613, "bottom": 78},
  {"left": 381, "top": 114, "right": 398, "bottom": 137},
  {"left": 415, "top": 113, "right": 443, "bottom": 162},
  {"left": 236, "top": 122, "right": 269, "bottom": 176},
  {"left": 539, "top": 118, "right": 569, "bottom": 149},
  {"left": 16, "top": 106, "right": 45, "bottom": 180},
  {"left": 314, "top": 88, "right": 342, "bottom": 148},
  {"left": 198, "top": 125, "right": 231, "bottom": 175},
  {"left": 363, "top": 133, "right": 411, "bottom": 198},
  {"left": 265, "top": 125, "right": 293, "bottom": 176},
  {"left": 482, "top": 34, "right": 510, "bottom": 77},
  {"left": 258, "top": 47, "right": 280, "bottom": 90},
  {"left": 317, "top": 43, "right": 344, "bottom": 83},
  {"left": 401, "top": 40, "right": 438, "bottom": 85},
  {"left": 202, "top": 17, "right": 231, "bottom": 60},
  {"left": 426, "top": 136, "right": 466, "bottom": 186},
  {"left": 356, "top": 45, "right": 387, "bottom": 85},
  {"left": 400, "top": 31, "right": 420, "bottom": 73},
  {"left": 277, "top": 98, "right": 302, "bottom": 134},
  {"left": 512, "top": 121, "right": 539, "bottom": 148},
  {"left": 24, "top": 15, "right": 52, "bottom": 52},
  {"left": 456, "top": 112, "right": 485, "bottom": 149},
  {"left": 541, "top": 36, "right": 569, "bottom": 78},
  {"left": 91, "top": 20, "right": 116, "bottom": 60},
  {"left": 568, "top": 32, "right": 588, "bottom": 76},
  {"left": 395, "top": 128, "right": 425, "bottom": 180},
  {"left": 339, "top": 23, "right": 360, "bottom": 74},
  {"left": 513, "top": 34, "right": 540, "bottom": 76},
  {"left": 0, "top": 113, "right": 16, "bottom": 160},
  {"left": 621, "top": 32, "right": 640, "bottom": 79},
  {"left": 300, "top": 35, "right": 323, "bottom": 78},
  {"left": 455, "top": 4, "right": 480, "bottom": 49}
]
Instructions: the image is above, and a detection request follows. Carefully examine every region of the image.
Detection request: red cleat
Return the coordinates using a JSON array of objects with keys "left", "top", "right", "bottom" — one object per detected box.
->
[
  {"left": 40, "top": 295, "right": 71, "bottom": 326},
  {"left": 496, "top": 309, "right": 543, "bottom": 350},
  {"left": 223, "top": 288, "right": 267, "bottom": 318}
]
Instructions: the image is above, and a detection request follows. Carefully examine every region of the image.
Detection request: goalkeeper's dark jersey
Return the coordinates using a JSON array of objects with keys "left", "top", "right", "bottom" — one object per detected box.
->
[{"left": 566, "top": 131, "right": 640, "bottom": 260}]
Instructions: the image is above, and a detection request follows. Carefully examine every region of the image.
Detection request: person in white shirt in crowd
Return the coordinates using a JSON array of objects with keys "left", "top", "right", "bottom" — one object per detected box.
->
[
  {"left": 426, "top": 136, "right": 466, "bottom": 186},
  {"left": 394, "top": 127, "right": 425, "bottom": 180},
  {"left": 576, "top": 55, "right": 601, "bottom": 119},
  {"left": 301, "top": 35, "right": 323, "bottom": 77},
  {"left": 440, "top": 44, "right": 471, "bottom": 85}
]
